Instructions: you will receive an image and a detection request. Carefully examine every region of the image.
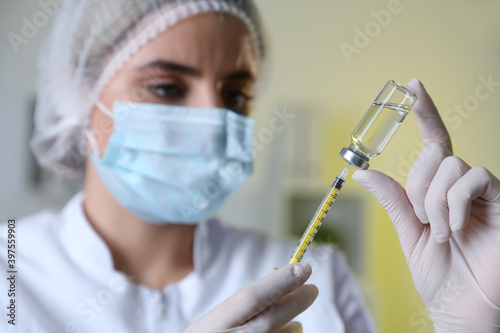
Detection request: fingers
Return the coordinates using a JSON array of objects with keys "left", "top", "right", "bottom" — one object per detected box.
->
[
  {"left": 277, "top": 322, "right": 303, "bottom": 333},
  {"left": 188, "top": 262, "right": 312, "bottom": 331},
  {"left": 407, "top": 78, "right": 453, "bottom": 153},
  {"left": 406, "top": 143, "right": 452, "bottom": 224},
  {"left": 405, "top": 79, "right": 454, "bottom": 225},
  {"left": 448, "top": 166, "right": 500, "bottom": 232},
  {"left": 425, "top": 156, "right": 471, "bottom": 242},
  {"left": 353, "top": 170, "right": 423, "bottom": 259},
  {"left": 413, "top": 156, "right": 499, "bottom": 241},
  {"left": 234, "top": 263, "right": 312, "bottom": 323},
  {"left": 243, "top": 284, "right": 318, "bottom": 333}
]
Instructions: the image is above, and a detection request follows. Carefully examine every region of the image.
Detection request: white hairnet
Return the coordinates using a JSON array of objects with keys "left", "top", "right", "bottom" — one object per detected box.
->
[{"left": 31, "top": 0, "right": 270, "bottom": 180}]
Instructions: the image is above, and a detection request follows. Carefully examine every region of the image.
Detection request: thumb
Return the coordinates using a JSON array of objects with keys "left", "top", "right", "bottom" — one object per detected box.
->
[{"left": 352, "top": 170, "right": 424, "bottom": 259}]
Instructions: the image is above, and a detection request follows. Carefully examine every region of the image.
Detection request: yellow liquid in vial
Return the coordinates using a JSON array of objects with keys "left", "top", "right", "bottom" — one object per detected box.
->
[{"left": 352, "top": 102, "right": 411, "bottom": 157}]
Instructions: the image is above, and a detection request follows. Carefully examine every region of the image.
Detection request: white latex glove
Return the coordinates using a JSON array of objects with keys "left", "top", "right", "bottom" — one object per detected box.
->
[
  {"left": 353, "top": 79, "right": 500, "bottom": 332},
  {"left": 184, "top": 262, "right": 318, "bottom": 333}
]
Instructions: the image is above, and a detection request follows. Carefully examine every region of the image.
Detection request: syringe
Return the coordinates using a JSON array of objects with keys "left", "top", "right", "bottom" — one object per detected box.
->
[
  {"left": 289, "top": 165, "right": 349, "bottom": 264},
  {"left": 289, "top": 80, "right": 416, "bottom": 264}
]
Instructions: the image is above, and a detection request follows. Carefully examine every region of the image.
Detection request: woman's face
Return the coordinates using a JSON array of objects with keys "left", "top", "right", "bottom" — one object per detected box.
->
[{"left": 89, "top": 12, "right": 259, "bottom": 154}]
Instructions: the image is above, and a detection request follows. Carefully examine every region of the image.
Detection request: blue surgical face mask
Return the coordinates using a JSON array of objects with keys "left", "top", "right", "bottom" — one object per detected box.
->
[{"left": 87, "top": 102, "right": 254, "bottom": 225}]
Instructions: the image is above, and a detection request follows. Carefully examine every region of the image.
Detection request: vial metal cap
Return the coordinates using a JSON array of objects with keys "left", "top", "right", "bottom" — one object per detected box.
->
[{"left": 339, "top": 147, "right": 370, "bottom": 170}]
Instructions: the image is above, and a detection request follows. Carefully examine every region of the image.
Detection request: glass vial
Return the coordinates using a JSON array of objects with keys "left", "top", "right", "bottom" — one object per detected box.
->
[{"left": 339, "top": 80, "right": 417, "bottom": 170}]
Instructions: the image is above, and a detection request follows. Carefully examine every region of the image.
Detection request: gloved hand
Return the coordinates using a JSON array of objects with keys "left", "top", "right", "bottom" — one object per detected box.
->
[
  {"left": 184, "top": 262, "right": 318, "bottom": 333},
  {"left": 353, "top": 79, "right": 500, "bottom": 332}
]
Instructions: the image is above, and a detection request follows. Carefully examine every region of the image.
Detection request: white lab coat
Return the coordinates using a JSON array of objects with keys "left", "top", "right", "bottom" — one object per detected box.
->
[{"left": 0, "top": 192, "right": 375, "bottom": 332}]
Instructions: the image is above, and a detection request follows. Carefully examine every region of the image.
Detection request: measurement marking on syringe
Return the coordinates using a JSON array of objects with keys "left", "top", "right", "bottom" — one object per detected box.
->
[{"left": 289, "top": 165, "right": 349, "bottom": 264}]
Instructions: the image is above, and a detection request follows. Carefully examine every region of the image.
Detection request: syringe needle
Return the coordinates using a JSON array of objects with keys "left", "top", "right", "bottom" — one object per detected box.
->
[
  {"left": 289, "top": 165, "right": 349, "bottom": 264},
  {"left": 339, "top": 164, "right": 349, "bottom": 180}
]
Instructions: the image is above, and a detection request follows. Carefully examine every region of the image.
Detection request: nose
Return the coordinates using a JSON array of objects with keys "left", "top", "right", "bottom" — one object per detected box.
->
[{"left": 189, "top": 81, "right": 225, "bottom": 109}]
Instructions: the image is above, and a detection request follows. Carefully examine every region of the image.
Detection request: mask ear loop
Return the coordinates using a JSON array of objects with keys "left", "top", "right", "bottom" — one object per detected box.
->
[
  {"left": 95, "top": 99, "right": 114, "bottom": 117},
  {"left": 84, "top": 129, "right": 101, "bottom": 157},
  {"left": 85, "top": 99, "right": 113, "bottom": 157}
]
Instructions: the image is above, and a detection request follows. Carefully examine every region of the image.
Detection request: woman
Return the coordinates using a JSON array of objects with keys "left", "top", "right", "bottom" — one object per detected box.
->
[{"left": 2, "top": 0, "right": 499, "bottom": 332}]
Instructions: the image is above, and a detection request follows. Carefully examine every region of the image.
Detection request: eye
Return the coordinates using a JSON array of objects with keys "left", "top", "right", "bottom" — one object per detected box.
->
[
  {"left": 148, "top": 84, "right": 184, "bottom": 98},
  {"left": 223, "top": 90, "right": 253, "bottom": 114}
]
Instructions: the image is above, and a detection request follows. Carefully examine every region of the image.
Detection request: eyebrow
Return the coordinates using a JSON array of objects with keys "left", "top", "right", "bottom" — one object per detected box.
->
[
  {"left": 138, "top": 60, "right": 255, "bottom": 81},
  {"left": 138, "top": 60, "right": 201, "bottom": 77}
]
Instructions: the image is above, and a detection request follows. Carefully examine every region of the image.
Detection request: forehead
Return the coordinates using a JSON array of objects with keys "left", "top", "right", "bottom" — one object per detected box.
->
[{"left": 126, "top": 12, "right": 259, "bottom": 78}]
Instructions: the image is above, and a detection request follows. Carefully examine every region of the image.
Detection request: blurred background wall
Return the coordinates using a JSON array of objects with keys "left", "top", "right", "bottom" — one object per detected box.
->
[{"left": 2, "top": 0, "right": 500, "bottom": 332}]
